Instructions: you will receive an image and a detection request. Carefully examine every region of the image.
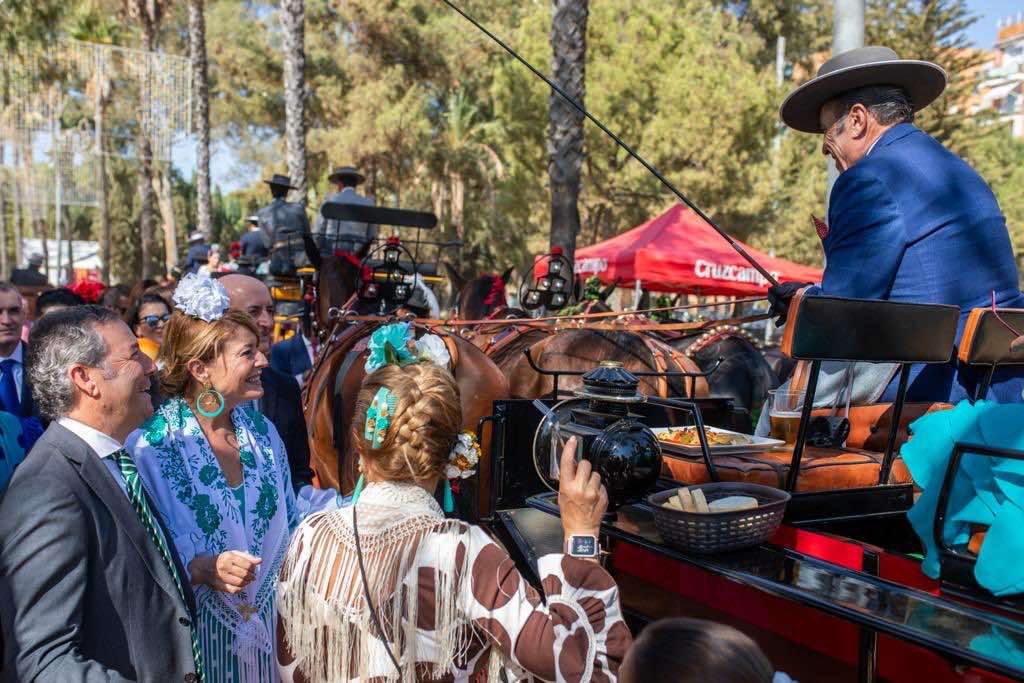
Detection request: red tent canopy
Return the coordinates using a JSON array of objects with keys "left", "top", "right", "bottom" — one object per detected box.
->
[{"left": 574, "top": 204, "right": 822, "bottom": 297}]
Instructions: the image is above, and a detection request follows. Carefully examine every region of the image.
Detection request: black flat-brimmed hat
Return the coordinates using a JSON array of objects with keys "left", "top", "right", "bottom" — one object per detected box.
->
[
  {"left": 327, "top": 165, "right": 365, "bottom": 185},
  {"left": 264, "top": 174, "right": 297, "bottom": 190},
  {"left": 780, "top": 46, "right": 947, "bottom": 133}
]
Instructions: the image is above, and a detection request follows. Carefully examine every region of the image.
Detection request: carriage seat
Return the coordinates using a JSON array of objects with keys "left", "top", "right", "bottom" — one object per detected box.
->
[
  {"left": 365, "top": 259, "right": 438, "bottom": 278},
  {"left": 958, "top": 307, "right": 1024, "bottom": 400},
  {"left": 663, "top": 292, "right": 959, "bottom": 493}
]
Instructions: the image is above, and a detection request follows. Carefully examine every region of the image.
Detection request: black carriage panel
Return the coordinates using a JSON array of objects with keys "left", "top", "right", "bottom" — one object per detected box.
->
[
  {"left": 782, "top": 295, "right": 959, "bottom": 363},
  {"left": 958, "top": 308, "right": 1024, "bottom": 366},
  {"left": 319, "top": 202, "right": 438, "bottom": 229}
]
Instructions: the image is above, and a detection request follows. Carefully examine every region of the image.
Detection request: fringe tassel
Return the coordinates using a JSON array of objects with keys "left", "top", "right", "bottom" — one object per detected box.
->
[{"left": 277, "top": 510, "right": 475, "bottom": 683}]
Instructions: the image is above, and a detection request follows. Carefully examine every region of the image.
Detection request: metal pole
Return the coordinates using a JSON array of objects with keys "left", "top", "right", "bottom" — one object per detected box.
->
[{"left": 826, "top": 0, "right": 865, "bottom": 208}]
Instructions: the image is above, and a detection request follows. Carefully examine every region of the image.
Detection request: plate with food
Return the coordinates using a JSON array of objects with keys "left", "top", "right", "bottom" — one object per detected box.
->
[{"left": 651, "top": 425, "right": 784, "bottom": 456}]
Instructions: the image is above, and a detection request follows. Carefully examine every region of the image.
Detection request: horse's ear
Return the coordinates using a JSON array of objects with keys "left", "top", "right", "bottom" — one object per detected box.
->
[
  {"left": 442, "top": 262, "right": 466, "bottom": 293},
  {"left": 500, "top": 266, "right": 515, "bottom": 284},
  {"left": 301, "top": 231, "right": 322, "bottom": 270},
  {"left": 599, "top": 277, "right": 619, "bottom": 302}
]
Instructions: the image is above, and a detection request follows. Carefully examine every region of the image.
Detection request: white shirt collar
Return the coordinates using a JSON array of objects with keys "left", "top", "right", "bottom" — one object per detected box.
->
[
  {"left": 0, "top": 342, "right": 24, "bottom": 364},
  {"left": 865, "top": 135, "right": 883, "bottom": 157},
  {"left": 57, "top": 417, "right": 124, "bottom": 458}
]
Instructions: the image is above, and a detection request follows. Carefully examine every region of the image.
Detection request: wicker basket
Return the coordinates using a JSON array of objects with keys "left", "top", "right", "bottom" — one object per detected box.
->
[{"left": 647, "top": 482, "right": 790, "bottom": 554}]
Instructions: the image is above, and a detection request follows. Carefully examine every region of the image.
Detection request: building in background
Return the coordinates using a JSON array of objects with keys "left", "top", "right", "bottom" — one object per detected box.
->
[{"left": 972, "top": 16, "right": 1024, "bottom": 137}]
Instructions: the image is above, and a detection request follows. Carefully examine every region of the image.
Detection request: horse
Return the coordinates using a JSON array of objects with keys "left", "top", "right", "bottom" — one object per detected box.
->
[
  {"left": 301, "top": 246, "right": 509, "bottom": 516},
  {"left": 445, "top": 265, "right": 515, "bottom": 321},
  {"left": 665, "top": 326, "right": 780, "bottom": 421}
]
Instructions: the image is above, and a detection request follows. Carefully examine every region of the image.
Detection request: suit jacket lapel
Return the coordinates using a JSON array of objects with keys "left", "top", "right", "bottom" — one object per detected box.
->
[
  {"left": 260, "top": 368, "right": 276, "bottom": 416},
  {"left": 70, "top": 437, "right": 188, "bottom": 610}
]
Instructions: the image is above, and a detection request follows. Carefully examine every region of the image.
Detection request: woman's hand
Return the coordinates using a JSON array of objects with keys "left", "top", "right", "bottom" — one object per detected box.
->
[
  {"left": 557, "top": 437, "right": 608, "bottom": 544},
  {"left": 189, "top": 551, "right": 263, "bottom": 594}
]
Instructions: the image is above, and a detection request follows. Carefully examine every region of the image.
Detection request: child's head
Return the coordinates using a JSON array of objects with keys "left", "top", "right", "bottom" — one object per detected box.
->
[
  {"left": 352, "top": 362, "right": 462, "bottom": 482},
  {"left": 620, "top": 618, "right": 774, "bottom": 683}
]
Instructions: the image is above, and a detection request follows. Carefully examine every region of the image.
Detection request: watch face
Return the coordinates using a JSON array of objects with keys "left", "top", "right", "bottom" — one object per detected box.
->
[{"left": 570, "top": 535, "right": 598, "bottom": 557}]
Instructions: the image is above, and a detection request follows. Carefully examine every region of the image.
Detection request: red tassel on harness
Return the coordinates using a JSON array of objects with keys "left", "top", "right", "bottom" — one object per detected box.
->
[
  {"left": 482, "top": 274, "right": 506, "bottom": 307},
  {"left": 334, "top": 249, "right": 373, "bottom": 282}
]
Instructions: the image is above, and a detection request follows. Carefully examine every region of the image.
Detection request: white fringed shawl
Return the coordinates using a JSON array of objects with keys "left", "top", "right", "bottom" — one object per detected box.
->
[{"left": 277, "top": 481, "right": 500, "bottom": 683}]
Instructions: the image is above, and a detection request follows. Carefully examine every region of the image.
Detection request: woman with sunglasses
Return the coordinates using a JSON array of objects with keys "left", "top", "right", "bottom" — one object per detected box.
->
[{"left": 127, "top": 293, "right": 172, "bottom": 360}]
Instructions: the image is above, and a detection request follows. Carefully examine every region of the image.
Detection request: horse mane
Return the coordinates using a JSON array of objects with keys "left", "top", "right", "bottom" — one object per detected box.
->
[{"left": 458, "top": 273, "right": 508, "bottom": 320}]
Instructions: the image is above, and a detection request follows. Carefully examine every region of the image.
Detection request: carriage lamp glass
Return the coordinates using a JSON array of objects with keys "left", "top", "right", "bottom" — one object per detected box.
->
[
  {"left": 524, "top": 290, "right": 542, "bottom": 308},
  {"left": 384, "top": 244, "right": 401, "bottom": 264},
  {"left": 539, "top": 277, "right": 551, "bottom": 291},
  {"left": 548, "top": 259, "right": 563, "bottom": 275},
  {"left": 550, "top": 293, "right": 566, "bottom": 308},
  {"left": 363, "top": 282, "right": 379, "bottom": 298},
  {"left": 551, "top": 277, "right": 565, "bottom": 292},
  {"left": 534, "top": 361, "right": 662, "bottom": 511},
  {"left": 394, "top": 284, "right": 409, "bottom": 300}
]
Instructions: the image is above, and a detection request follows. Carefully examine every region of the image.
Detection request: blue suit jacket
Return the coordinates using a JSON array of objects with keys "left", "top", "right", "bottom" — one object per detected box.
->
[
  {"left": 271, "top": 333, "right": 313, "bottom": 384},
  {"left": 816, "top": 123, "right": 1024, "bottom": 404}
]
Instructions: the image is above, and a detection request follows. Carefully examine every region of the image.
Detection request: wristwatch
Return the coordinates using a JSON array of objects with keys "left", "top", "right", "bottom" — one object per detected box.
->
[{"left": 566, "top": 534, "right": 600, "bottom": 558}]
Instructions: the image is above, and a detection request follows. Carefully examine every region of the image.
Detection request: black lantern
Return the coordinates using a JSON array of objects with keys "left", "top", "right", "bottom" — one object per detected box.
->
[
  {"left": 533, "top": 361, "right": 663, "bottom": 510},
  {"left": 519, "top": 247, "right": 574, "bottom": 313}
]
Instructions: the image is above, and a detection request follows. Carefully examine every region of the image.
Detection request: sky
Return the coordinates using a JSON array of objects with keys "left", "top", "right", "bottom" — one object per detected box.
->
[
  {"left": 175, "top": 0, "right": 1024, "bottom": 194},
  {"left": 966, "top": 0, "right": 1024, "bottom": 46}
]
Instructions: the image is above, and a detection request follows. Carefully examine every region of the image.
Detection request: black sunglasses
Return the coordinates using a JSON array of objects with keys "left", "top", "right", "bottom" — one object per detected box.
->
[{"left": 142, "top": 314, "right": 171, "bottom": 328}]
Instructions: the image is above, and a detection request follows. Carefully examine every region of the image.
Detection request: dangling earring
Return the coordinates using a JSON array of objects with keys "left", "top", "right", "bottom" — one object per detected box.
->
[
  {"left": 352, "top": 475, "right": 365, "bottom": 504},
  {"left": 195, "top": 381, "right": 225, "bottom": 418},
  {"left": 442, "top": 479, "right": 455, "bottom": 514}
]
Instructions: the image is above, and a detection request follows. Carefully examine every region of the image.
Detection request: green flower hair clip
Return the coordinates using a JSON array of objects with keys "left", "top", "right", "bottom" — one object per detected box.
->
[{"left": 363, "top": 386, "right": 397, "bottom": 449}]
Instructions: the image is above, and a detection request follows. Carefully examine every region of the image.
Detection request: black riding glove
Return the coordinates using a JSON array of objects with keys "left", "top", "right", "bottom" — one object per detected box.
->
[{"left": 767, "top": 282, "right": 812, "bottom": 327}]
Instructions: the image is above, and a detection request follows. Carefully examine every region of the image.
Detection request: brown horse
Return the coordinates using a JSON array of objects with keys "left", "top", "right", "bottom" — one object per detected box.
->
[{"left": 301, "top": 249, "right": 509, "bottom": 516}]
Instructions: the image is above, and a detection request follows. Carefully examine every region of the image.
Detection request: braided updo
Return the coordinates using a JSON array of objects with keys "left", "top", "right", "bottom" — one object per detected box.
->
[{"left": 352, "top": 363, "right": 462, "bottom": 482}]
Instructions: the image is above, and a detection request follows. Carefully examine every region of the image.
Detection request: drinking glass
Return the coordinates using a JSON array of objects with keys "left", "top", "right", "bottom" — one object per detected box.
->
[{"left": 768, "top": 389, "right": 806, "bottom": 444}]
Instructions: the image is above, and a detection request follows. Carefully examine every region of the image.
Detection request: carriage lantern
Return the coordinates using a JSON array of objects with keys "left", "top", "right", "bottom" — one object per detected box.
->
[
  {"left": 383, "top": 236, "right": 402, "bottom": 264},
  {"left": 533, "top": 361, "right": 663, "bottom": 511},
  {"left": 521, "top": 247, "right": 573, "bottom": 311}
]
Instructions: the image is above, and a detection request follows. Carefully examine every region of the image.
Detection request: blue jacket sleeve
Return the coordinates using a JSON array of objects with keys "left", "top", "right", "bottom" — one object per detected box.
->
[{"left": 820, "top": 166, "right": 906, "bottom": 299}]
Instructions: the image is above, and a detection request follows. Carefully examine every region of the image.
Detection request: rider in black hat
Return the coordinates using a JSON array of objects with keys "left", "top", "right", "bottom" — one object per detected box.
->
[
  {"left": 313, "top": 165, "right": 377, "bottom": 257},
  {"left": 255, "top": 173, "right": 312, "bottom": 275}
]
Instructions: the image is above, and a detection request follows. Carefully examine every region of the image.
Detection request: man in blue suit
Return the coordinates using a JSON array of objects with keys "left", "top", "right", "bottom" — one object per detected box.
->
[{"left": 771, "top": 46, "right": 1024, "bottom": 404}]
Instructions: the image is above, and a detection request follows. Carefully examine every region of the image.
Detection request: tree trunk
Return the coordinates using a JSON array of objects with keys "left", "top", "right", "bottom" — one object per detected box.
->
[
  {"left": 547, "top": 0, "right": 588, "bottom": 266},
  {"left": 138, "top": 131, "right": 156, "bottom": 279},
  {"left": 280, "top": 0, "right": 308, "bottom": 204},
  {"left": 12, "top": 172, "right": 22, "bottom": 269},
  {"left": 138, "top": 17, "right": 157, "bottom": 280},
  {"left": 0, "top": 177, "right": 8, "bottom": 281},
  {"left": 189, "top": 0, "right": 213, "bottom": 238},
  {"left": 152, "top": 163, "right": 178, "bottom": 273},
  {"left": 20, "top": 147, "right": 48, "bottom": 279},
  {"left": 96, "top": 92, "right": 112, "bottom": 284}
]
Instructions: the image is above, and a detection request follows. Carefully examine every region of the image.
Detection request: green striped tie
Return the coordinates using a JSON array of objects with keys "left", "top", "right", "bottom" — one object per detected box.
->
[{"left": 113, "top": 449, "right": 205, "bottom": 682}]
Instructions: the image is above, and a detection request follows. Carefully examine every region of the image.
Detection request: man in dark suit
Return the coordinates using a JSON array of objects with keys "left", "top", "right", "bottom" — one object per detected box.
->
[
  {"left": 9, "top": 254, "right": 47, "bottom": 287},
  {"left": 271, "top": 328, "right": 313, "bottom": 386},
  {"left": 219, "top": 273, "right": 315, "bottom": 489},
  {"left": 240, "top": 215, "right": 270, "bottom": 263},
  {"left": 772, "top": 46, "right": 1024, "bottom": 404},
  {"left": 0, "top": 306, "right": 202, "bottom": 682},
  {"left": 0, "top": 282, "right": 43, "bottom": 452}
]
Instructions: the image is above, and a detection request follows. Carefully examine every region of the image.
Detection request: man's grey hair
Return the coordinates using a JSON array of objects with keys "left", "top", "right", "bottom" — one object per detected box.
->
[
  {"left": 835, "top": 85, "right": 914, "bottom": 129},
  {"left": 26, "top": 305, "right": 121, "bottom": 419}
]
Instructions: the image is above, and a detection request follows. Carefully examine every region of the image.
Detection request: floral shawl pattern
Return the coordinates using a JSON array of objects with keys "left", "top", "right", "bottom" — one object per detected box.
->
[{"left": 128, "top": 398, "right": 339, "bottom": 679}]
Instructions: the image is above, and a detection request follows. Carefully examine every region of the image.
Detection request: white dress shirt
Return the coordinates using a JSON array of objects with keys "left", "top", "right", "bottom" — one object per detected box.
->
[
  {"left": 0, "top": 342, "right": 25, "bottom": 402},
  {"left": 58, "top": 416, "right": 131, "bottom": 497}
]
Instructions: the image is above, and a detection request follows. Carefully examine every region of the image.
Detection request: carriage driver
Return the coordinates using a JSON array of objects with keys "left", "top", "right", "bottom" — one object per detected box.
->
[{"left": 767, "top": 46, "right": 1024, "bottom": 406}]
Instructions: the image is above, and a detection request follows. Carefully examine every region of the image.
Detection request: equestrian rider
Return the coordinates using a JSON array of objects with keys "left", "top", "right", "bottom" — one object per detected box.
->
[
  {"left": 314, "top": 165, "right": 377, "bottom": 258},
  {"left": 768, "top": 46, "right": 1024, "bottom": 405}
]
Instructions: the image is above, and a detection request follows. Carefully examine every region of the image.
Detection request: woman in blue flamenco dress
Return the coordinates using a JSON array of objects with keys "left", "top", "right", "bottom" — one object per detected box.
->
[{"left": 127, "top": 274, "right": 342, "bottom": 683}]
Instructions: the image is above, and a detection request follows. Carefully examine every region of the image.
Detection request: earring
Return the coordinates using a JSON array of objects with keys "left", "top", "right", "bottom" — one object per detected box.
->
[
  {"left": 442, "top": 479, "right": 455, "bottom": 514},
  {"left": 352, "top": 475, "right": 365, "bottom": 504},
  {"left": 195, "top": 382, "right": 225, "bottom": 418}
]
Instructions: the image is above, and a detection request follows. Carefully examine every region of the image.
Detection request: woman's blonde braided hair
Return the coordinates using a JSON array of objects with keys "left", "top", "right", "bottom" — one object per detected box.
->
[{"left": 352, "top": 363, "right": 462, "bottom": 482}]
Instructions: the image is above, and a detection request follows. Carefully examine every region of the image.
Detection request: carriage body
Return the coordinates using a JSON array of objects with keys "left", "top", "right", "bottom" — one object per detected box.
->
[{"left": 483, "top": 294, "right": 1024, "bottom": 683}]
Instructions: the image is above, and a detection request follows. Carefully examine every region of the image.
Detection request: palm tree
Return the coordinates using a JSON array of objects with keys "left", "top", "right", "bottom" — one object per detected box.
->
[
  {"left": 188, "top": 0, "right": 212, "bottom": 241},
  {"left": 438, "top": 91, "right": 504, "bottom": 243},
  {"left": 280, "top": 0, "right": 308, "bottom": 204},
  {"left": 547, "top": 0, "right": 588, "bottom": 266},
  {"left": 123, "top": 0, "right": 166, "bottom": 280}
]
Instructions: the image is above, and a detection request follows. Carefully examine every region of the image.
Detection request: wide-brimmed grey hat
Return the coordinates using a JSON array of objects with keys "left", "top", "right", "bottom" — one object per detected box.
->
[
  {"left": 327, "top": 165, "right": 365, "bottom": 185},
  {"left": 264, "top": 173, "right": 297, "bottom": 190},
  {"left": 188, "top": 231, "right": 205, "bottom": 243},
  {"left": 780, "top": 46, "right": 947, "bottom": 133}
]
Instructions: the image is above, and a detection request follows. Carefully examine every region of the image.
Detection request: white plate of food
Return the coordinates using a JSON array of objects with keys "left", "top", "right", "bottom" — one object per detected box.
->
[{"left": 651, "top": 425, "right": 785, "bottom": 456}]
